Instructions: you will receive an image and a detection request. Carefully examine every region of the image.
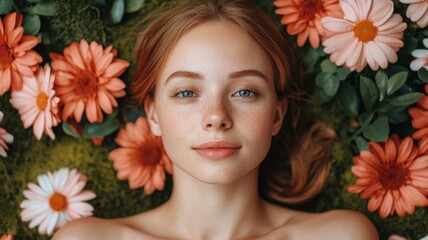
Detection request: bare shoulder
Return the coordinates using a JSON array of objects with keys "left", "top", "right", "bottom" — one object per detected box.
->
[
  {"left": 262, "top": 202, "right": 378, "bottom": 240},
  {"left": 312, "top": 209, "right": 379, "bottom": 240},
  {"left": 52, "top": 216, "right": 159, "bottom": 240},
  {"left": 284, "top": 209, "right": 379, "bottom": 240}
]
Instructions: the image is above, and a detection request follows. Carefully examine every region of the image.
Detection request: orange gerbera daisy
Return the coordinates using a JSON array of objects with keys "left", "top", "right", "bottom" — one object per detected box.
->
[
  {"left": 348, "top": 135, "right": 428, "bottom": 218},
  {"left": 408, "top": 85, "right": 428, "bottom": 139},
  {"left": 109, "top": 117, "right": 173, "bottom": 195},
  {"left": 50, "top": 39, "right": 129, "bottom": 123},
  {"left": 273, "top": 0, "right": 343, "bottom": 48},
  {"left": 0, "top": 12, "right": 42, "bottom": 95}
]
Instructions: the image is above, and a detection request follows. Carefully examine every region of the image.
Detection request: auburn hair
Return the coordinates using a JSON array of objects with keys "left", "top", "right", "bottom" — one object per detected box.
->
[{"left": 131, "top": 0, "right": 336, "bottom": 204}]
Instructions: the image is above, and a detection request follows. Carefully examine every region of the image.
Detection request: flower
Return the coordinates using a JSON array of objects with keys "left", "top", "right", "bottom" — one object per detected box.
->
[
  {"left": 0, "top": 234, "right": 13, "bottom": 240},
  {"left": 0, "top": 12, "right": 42, "bottom": 95},
  {"left": 273, "top": 0, "right": 343, "bottom": 48},
  {"left": 321, "top": 0, "right": 407, "bottom": 72},
  {"left": 399, "top": 0, "right": 428, "bottom": 28},
  {"left": 408, "top": 84, "right": 428, "bottom": 139},
  {"left": 0, "top": 111, "right": 13, "bottom": 158},
  {"left": 410, "top": 38, "right": 428, "bottom": 71},
  {"left": 50, "top": 39, "right": 129, "bottom": 123},
  {"left": 9, "top": 64, "right": 60, "bottom": 140},
  {"left": 20, "top": 168, "right": 96, "bottom": 236},
  {"left": 348, "top": 135, "right": 428, "bottom": 218},
  {"left": 109, "top": 117, "right": 173, "bottom": 195}
]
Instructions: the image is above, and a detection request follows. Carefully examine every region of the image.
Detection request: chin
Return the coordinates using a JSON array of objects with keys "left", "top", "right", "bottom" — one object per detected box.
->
[{"left": 192, "top": 166, "right": 255, "bottom": 185}]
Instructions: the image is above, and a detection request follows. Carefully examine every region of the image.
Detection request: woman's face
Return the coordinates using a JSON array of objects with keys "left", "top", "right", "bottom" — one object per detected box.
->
[{"left": 146, "top": 21, "right": 287, "bottom": 184}]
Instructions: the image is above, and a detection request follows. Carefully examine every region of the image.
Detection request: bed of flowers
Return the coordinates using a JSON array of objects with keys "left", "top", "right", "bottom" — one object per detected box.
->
[{"left": 0, "top": 0, "right": 427, "bottom": 239}]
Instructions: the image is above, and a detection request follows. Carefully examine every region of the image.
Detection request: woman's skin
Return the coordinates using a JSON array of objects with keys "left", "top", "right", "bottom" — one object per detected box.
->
[{"left": 53, "top": 21, "right": 378, "bottom": 240}]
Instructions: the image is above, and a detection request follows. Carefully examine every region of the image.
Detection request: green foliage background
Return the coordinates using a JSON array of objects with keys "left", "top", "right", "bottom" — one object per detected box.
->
[{"left": 0, "top": 0, "right": 426, "bottom": 239}]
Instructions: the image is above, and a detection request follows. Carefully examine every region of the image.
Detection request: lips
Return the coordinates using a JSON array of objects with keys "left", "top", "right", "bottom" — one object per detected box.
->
[{"left": 193, "top": 141, "right": 241, "bottom": 160}]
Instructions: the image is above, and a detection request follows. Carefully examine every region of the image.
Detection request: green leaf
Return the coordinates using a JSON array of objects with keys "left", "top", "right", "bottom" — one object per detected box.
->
[
  {"left": 111, "top": 0, "right": 125, "bottom": 24},
  {"left": 355, "top": 136, "right": 369, "bottom": 152},
  {"left": 323, "top": 75, "right": 340, "bottom": 97},
  {"left": 0, "top": 0, "right": 12, "bottom": 14},
  {"left": 388, "top": 92, "right": 422, "bottom": 106},
  {"left": 62, "top": 122, "right": 82, "bottom": 140},
  {"left": 22, "top": 15, "right": 41, "bottom": 35},
  {"left": 362, "top": 116, "right": 389, "bottom": 142},
  {"left": 386, "top": 110, "right": 409, "bottom": 124},
  {"left": 337, "top": 67, "right": 350, "bottom": 81},
  {"left": 315, "top": 72, "right": 332, "bottom": 88},
  {"left": 375, "top": 102, "right": 408, "bottom": 113},
  {"left": 360, "top": 76, "right": 378, "bottom": 110},
  {"left": 125, "top": 0, "right": 144, "bottom": 13},
  {"left": 320, "top": 59, "right": 337, "bottom": 73},
  {"left": 26, "top": 0, "right": 44, "bottom": 2},
  {"left": 375, "top": 70, "right": 388, "bottom": 101},
  {"left": 336, "top": 81, "right": 360, "bottom": 118},
  {"left": 358, "top": 111, "right": 374, "bottom": 127},
  {"left": 387, "top": 71, "right": 407, "bottom": 96},
  {"left": 83, "top": 119, "right": 120, "bottom": 138},
  {"left": 312, "top": 87, "right": 334, "bottom": 104},
  {"left": 26, "top": 0, "right": 57, "bottom": 16},
  {"left": 418, "top": 68, "right": 428, "bottom": 83}
]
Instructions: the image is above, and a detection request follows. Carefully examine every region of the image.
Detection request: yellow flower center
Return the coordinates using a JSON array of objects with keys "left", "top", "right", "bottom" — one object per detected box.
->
[
  {"left": 379, "top": 163, "right": 407, "bottom": 190},
  {"left": 354, "top": 19, "right": 378, "bottom": 42},
  {"left": 49, "top": 192, "right": 68, "bottom": 211},
  {"left": 0, "top": 41, "right": 13, "bottom": 70},
  {"left": 36, "top": 92, "right": 48, "bottom": 110},
  {"left": 75, "top": 70, "right": 98, "bottom": 100},
  {"left": 299, "top": 0, "right": 324, "bottom": 21}
]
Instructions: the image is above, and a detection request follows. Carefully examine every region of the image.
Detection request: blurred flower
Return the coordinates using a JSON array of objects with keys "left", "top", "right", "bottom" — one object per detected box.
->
[
  {"left": 20, "top": 168, "right": 96, "bottom": 236},
  {"left": 0, "top": 12, "right": 42, "bottom": 95},
  {"left": 348, "top": 136, "right": 428, "bottom": 218},
  {"left": 321, "top": 0, "right": 407, "bottom": 72},
  {"left": 0, "top": 111, "right": 13, "bottom": 158},
  {"left": 109, "top": 117, "right": 172, "bottom": 195},
  {"left": 399, "top": 0, "right": 428, "bottom": 28},
  {"left": 0, "top": 234, "right": 13, "bottom": 240},
  {"left": 273, "top": 0, "right": 342, "bottom": 48},
  {"left": 410, "top": 38, "right": 428, "bottom": 71},
  {"left": 409, "top": 85, "right": 428, "bottom": 139},
  {"left": 9, "top": 64, "right": 60, "bottom": 140},
  {"left": 50, "top": 39, "right": 128, "bottom": 123}
]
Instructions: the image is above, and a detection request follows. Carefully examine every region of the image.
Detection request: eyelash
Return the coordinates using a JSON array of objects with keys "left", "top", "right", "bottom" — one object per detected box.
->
[
  {"left": 171, "top": 88, "right": 196, "bottom": 98},
  {"left": 233, "top": 88, "right": 258, "bottom": 98},
  {"left": 170, "top": 88, "right": 258, "bottom": 98}
]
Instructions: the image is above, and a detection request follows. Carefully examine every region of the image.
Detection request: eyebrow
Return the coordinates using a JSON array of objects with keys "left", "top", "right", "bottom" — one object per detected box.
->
[{"left": 165, "top": 69, "right": 268, "bottom": 84}]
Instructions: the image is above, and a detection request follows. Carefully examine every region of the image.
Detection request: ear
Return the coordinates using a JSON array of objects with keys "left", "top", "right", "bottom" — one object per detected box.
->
[
  {"left": 144, "top": 97, "right": 162, "bottom": 136},
  {"left": 272, "top": 98, "right": 288, "bottom": 136}
]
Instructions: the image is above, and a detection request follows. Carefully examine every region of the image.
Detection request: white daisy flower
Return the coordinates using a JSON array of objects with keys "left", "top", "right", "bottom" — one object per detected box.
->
[
  {"left": 410, "top": 38, "right": 428, "bottom": 71},
  {"left": 20, "top": 168, "right": 96, "bottom": 236}
]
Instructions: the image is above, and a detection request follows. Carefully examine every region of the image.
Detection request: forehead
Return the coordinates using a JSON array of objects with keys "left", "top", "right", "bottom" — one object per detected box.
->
[{"left": 158, "top": 20, "right": 273, "bottom": 83}]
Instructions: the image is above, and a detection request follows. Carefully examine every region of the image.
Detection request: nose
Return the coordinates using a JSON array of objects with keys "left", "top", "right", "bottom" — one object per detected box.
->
[{"left": 202, "top": 97, "right": 232, "bottom": 131}]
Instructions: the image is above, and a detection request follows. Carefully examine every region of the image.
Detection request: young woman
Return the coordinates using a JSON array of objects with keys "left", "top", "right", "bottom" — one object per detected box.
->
[{"left": 53, "top": 0, "right": 378, "bottom": 239}]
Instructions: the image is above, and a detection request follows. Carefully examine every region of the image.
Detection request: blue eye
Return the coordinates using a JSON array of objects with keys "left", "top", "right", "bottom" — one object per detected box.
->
[
  {"left": 235, "top": 89, "right": 256, "bottom": 97},
  {"left": 176, "top": 90, "right": 195, "bottom": 98}
]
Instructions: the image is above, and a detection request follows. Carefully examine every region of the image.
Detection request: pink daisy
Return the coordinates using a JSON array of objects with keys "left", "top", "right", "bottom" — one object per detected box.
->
[
  {"left": 0, "top": 111, "right": 13, "bottom": 157},
  {"left": 410, "top": 38, "right": 428, "bottom": 71},
  {"left": 273, "top": 0, "right": 343, "bottom": 48},
  {"left": 0, "top": 234, "right": 13, "bottom": 240},
  {"left": 9, "top": 64, "right": 60, "bottom": 140},
  {"left": 400, "top": 0, "right": 428, "bottom": 28},
  {"left": 321, "top": 0, "right": 407, "bottom": 72},
  {"left": 20, "top": 168, "right": 96, "bottom": 236},
  {"left": 50, "top": 39, "right": 129, "bottom": 123},
  {"left": 0, "top": 12, "right": 42, "bottom": 95},
  {"left": 109, "top": 117, "right": 173, "bottom": 195}
]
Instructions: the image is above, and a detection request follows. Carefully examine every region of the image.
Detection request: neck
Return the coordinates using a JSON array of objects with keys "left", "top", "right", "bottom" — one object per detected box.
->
[{"left": 161, "top": 166, "right": 272, "bottom": 239}]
